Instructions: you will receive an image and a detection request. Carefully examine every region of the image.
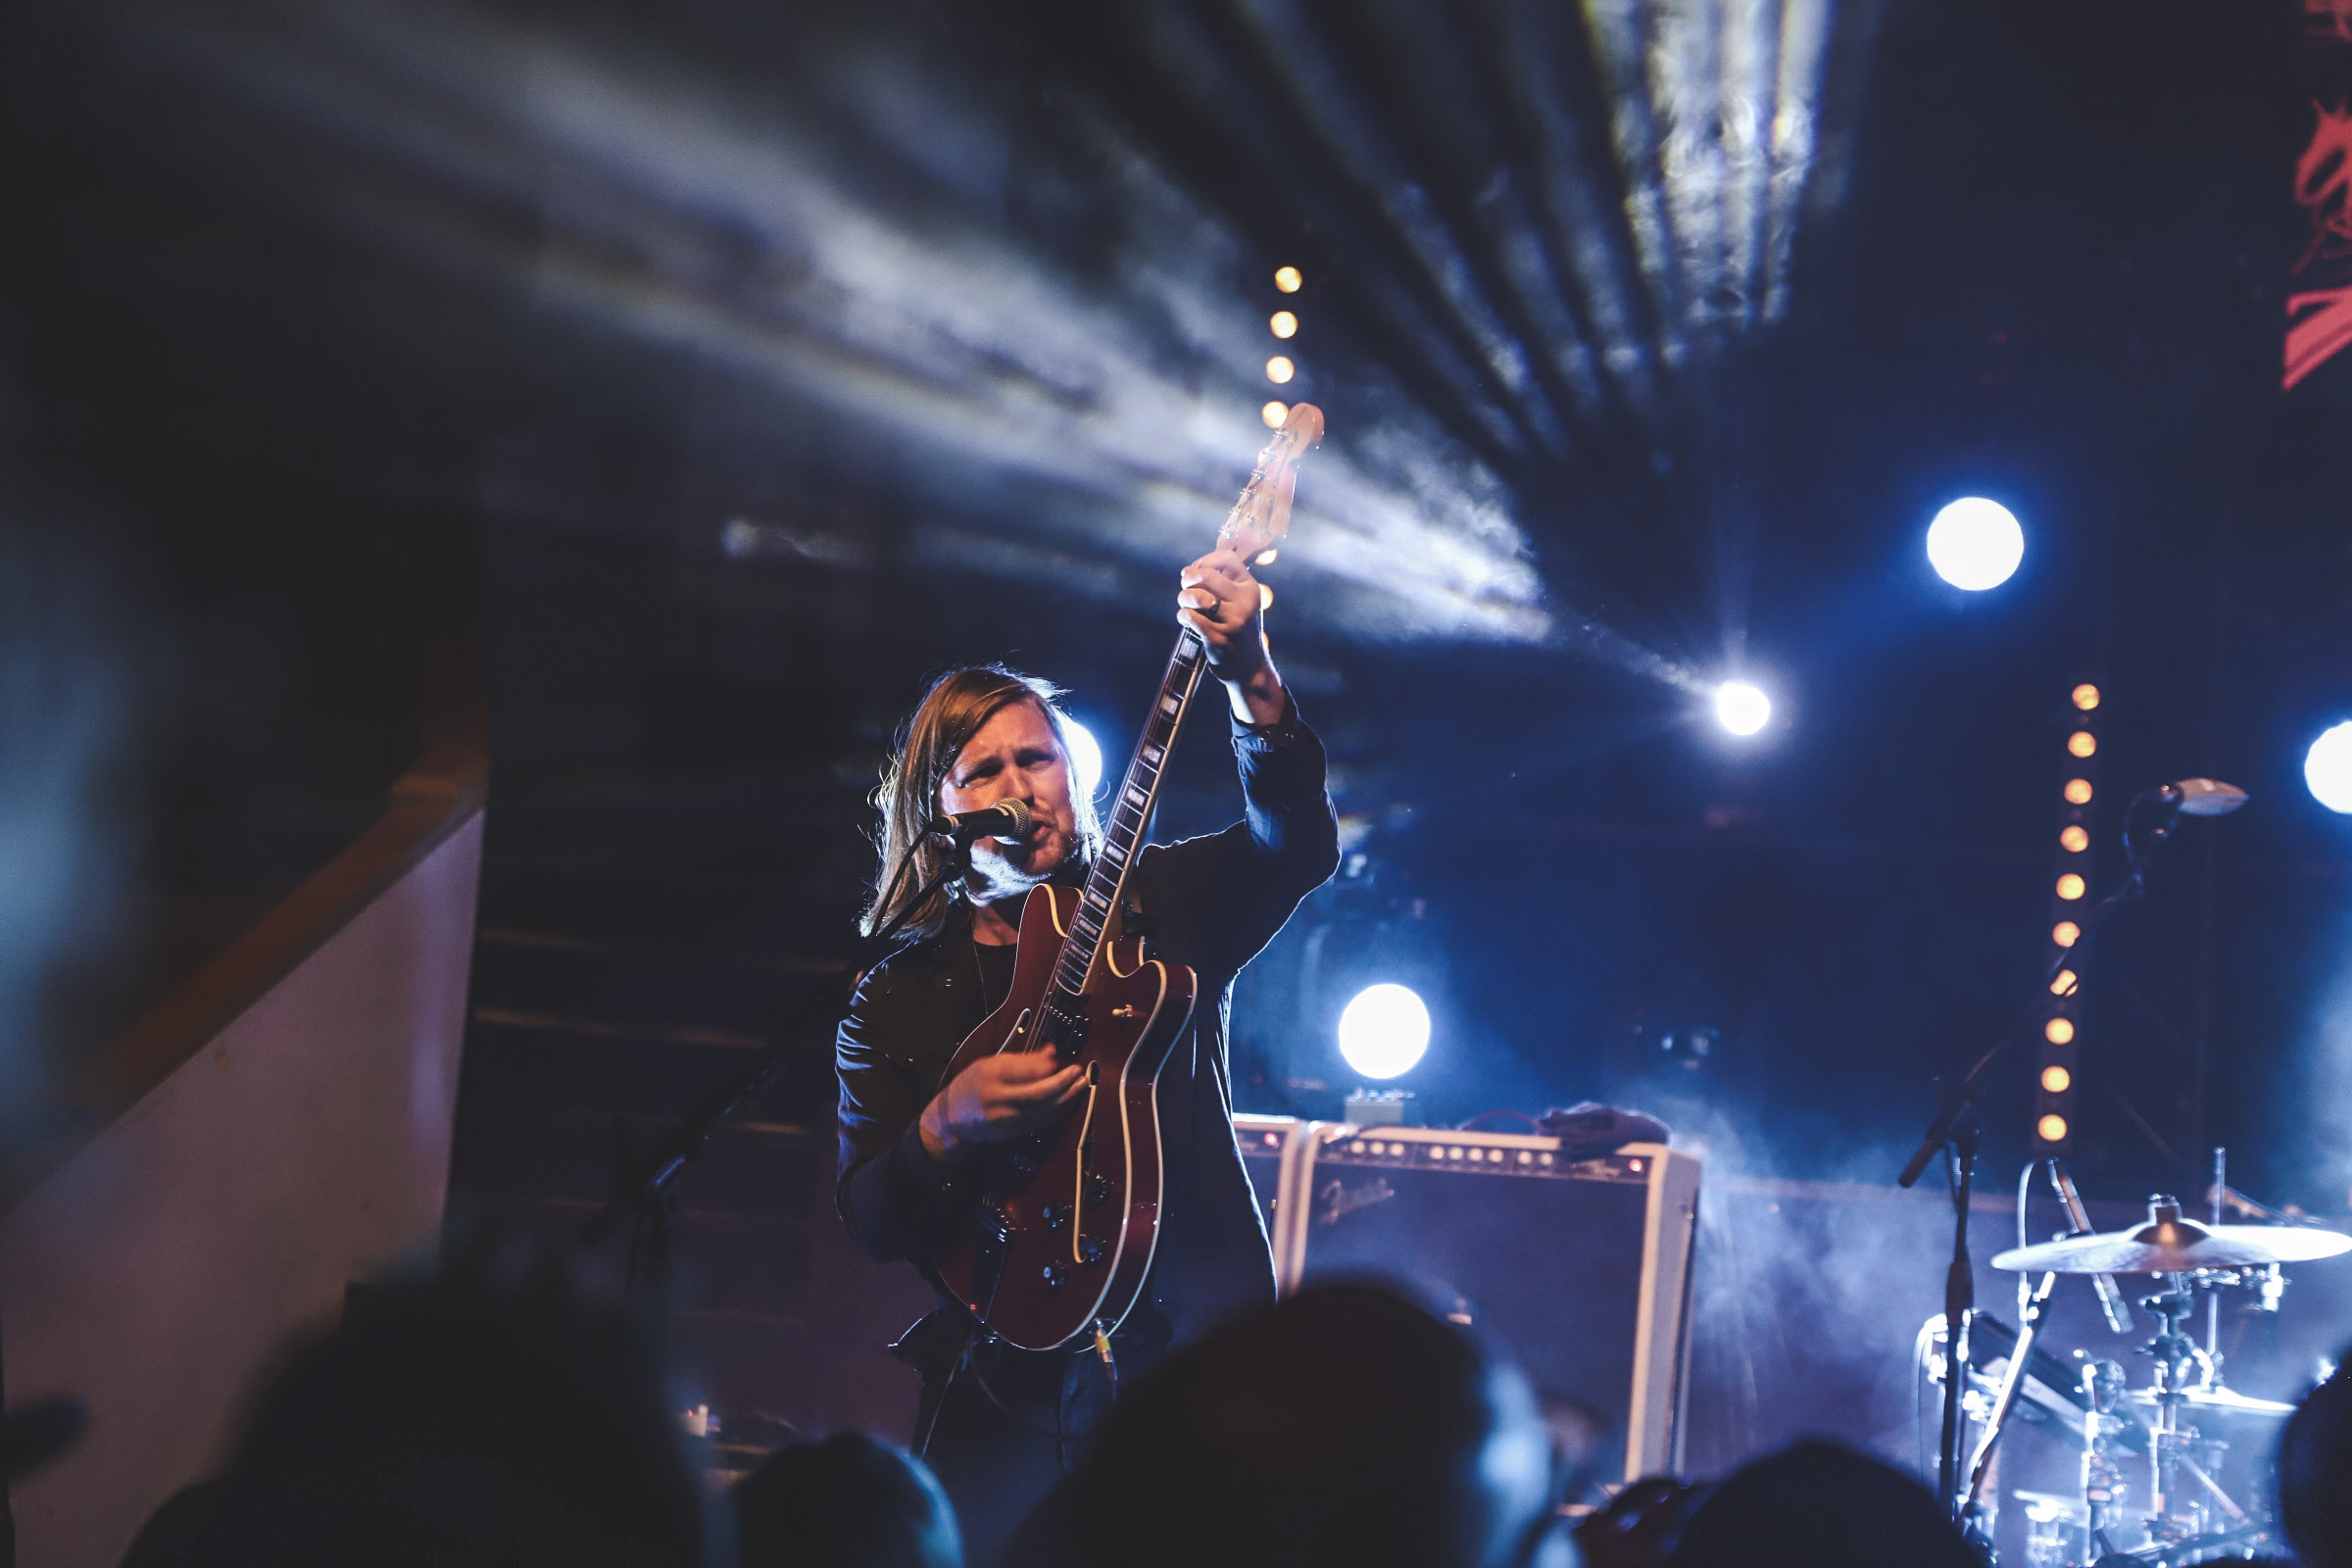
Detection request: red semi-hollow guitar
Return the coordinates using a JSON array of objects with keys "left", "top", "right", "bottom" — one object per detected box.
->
[{"left": 930, "top": 404, "right": 1325, "bottom": 1352}]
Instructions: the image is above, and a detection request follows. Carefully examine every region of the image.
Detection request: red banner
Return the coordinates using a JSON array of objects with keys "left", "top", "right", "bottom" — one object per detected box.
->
[{"left": 2288, "top": 1, "right": 2352, "bottom": 389}]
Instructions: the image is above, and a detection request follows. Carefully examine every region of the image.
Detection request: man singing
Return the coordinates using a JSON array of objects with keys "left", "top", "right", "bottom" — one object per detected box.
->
[{"left": 834, "top": 547, "right": 1340, "bottom": 1557}]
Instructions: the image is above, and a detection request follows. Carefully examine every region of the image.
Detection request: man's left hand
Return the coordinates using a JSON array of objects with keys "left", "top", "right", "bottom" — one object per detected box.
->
[{"left": 1178, "top": 549, "right": 1286, "bottom": 723}]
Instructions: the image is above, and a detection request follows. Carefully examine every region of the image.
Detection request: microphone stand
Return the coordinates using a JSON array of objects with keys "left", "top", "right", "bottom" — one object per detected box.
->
[
  {"left": 1897, "top": 790, "right": 2187, "bottom": 1526},
  {"left": 578, "top": 839, "right": 975, "bottom": 1296}
]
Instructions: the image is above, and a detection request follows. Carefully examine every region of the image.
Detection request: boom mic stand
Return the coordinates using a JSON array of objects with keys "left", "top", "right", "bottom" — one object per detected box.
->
[
  {"left": 1896, "top": 788, "right": 2193, "bottom": 1528},
  {"left": 579, "top": 839, "right": 975, "bottom": 1297}
]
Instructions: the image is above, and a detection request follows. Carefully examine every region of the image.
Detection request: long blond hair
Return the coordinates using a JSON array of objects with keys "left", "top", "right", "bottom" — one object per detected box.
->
[{"left": 861, "top": 665, "right": 1102, "bottom": 940}]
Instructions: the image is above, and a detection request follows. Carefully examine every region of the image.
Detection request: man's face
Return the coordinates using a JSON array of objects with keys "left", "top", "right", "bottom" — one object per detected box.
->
[{"left": 939, "top": 699, "right": 1077, "bottom": 902}]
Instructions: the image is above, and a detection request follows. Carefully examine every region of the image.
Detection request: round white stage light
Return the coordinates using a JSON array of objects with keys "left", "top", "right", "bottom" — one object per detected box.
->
[
  {"left": 2306, "top": 721, "right": 2352, "bottom": 813},
  {"left": 1337, "top": 984, "right": 1431, "bottom": 1080},
  {"left": 1714, "top": 680, "right": 1772, "bottom": 737},
  {"left": 1926, "top": 498, "right": 2025, "bottom": 591},
  {"left": 1062, "top": 719, "right": 1103, "bottom": 799}
]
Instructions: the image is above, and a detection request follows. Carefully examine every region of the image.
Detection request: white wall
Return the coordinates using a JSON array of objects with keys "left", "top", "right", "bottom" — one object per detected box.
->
[{"left": 0, "top": 810, "right": 483, "bottom": 1568}]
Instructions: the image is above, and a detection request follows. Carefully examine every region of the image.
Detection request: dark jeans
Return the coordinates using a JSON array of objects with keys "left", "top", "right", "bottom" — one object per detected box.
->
[{"left": 906, "top": 1316, "right": 1171, "bottom": 1567}]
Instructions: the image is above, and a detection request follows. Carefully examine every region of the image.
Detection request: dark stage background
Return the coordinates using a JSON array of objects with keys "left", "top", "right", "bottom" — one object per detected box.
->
[{"left": 7, "top": 0, "right": 2352, "bottom": 1494}]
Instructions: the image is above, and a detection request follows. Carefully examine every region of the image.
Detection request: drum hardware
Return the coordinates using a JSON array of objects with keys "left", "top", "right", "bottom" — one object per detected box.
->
[
  {"left": 1958, "top": 1158, "right": 2146, "bottom": 1544},
  {"left": 2119, "top": 1386, "right": 2294, "bottom": 1418},
  {"left": 1961, "top": 1256, "right": 2063, "bottom": 1535},
  {"left": 1986, "top": 1193, "right": 2352, "bottom": 1275},
  {"left": 1899, "top": 778, "right": 2243, "bottom": 1526},
  {"left": 1982, "top": 1179, "right": 2352, "bottom": 1567},
  {"left": 2085, "top": 1522, "right": 2271, "bottom": 1568},
  {"left": 2135, "top": 1280, "right": 2222, "bottom": 1542},
  {"left": 2078, "top": 1357, "right": 2132, "bottom": 1561},
  {"left": 1965, "top": 1315, "right": 2143, "bottom": 1450}
]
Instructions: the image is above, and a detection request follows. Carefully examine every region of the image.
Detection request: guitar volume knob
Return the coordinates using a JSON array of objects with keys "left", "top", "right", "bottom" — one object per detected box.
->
[
  {"left": 1042, "top": 1262, "right": 1068, "bottom": 1289},
  {"left": 1077, "top": 1234, "right": 1106, "bottom": 1265}
]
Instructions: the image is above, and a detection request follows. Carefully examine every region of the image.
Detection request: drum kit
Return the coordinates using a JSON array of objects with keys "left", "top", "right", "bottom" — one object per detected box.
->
[{"left": 1930, "top": 1174, "right": 2352, "bottom": 1566}]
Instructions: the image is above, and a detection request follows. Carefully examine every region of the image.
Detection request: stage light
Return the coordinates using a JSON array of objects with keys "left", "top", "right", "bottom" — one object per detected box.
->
[
  {"left": 1062, "top": 718, "right": 1103, "bottom": 800},
  {"left": 1260, "top": 401, "right": 1288, "bottom": 428},
  {"left": 1274, "top": 266, "right": 1302, "bottom": 293},
  {"left": 1714, "top": 680, "right": 1771, "bottom": 736},
  {"left": 1270, "top": 311, "right": 1298, "bottom": 339},
  {"left": 1338, "top": 983, "right": 1431, "bottom": 1080},
  {"left": 1926, "top": 498, "right": 2024, "bottom": 591},
  {"left": 1254, "top": 548, "right": 1278, "bottom": 565},
  {"left": 2306, "top": 721, "right": 2352, "bottom": 813},
  {"left": 2035, "top": 675, "right": 2094, "bottom": 1156},
  {"left": 1266, "top": 355, "right": 1296, "bottom": 384},
  {"left": 1258, "top": 583, "right": 1273, "bottom": 612}
]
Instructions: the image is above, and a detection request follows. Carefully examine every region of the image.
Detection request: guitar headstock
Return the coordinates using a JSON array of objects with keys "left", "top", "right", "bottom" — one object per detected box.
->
[{"left": 1217, "top": 403, "right": 1325, "bottom": 562}]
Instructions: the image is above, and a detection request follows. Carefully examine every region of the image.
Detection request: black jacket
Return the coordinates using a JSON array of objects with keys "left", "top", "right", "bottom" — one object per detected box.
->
[{"left": 834, "top": 700, "right": 1341, "bottom": 1344}]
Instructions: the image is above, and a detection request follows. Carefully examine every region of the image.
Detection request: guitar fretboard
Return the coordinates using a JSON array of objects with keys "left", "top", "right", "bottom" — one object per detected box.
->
[{"left": 1051, "top": 631, "right": 1209, "bottom": 995}]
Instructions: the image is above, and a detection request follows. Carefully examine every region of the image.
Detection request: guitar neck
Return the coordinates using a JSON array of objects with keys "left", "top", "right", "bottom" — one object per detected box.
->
[{"left": 1051, "top": 630, "right": 1211, "bottom": 994}]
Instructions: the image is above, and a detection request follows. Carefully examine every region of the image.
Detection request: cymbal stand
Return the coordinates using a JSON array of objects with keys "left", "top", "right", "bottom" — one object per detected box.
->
[
  {"left": 2079, "top": 1356, "right": 2131, "bottom": 1560},
  {"left": 2140, "top": 1281, "right": 2200, "bottom": 1544},
  {"left": 1962, "top": 1263, "right": 2059, "bottom": 1534},
  {"left": 2206, "top": 1150, "right": 2225, "bottom": 1372},
  {"left": 1961, "top": 1156, "right": 2122, "bottom": 1537}
]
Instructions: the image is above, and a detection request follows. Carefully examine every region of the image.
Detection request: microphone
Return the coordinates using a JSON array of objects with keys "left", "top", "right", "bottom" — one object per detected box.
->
[
  {"left": 925, "top": 800, "right": 1033, "bottom": 844},
  {"left": 2154, "top": 778, "right": 2248, "bottom": 817}
]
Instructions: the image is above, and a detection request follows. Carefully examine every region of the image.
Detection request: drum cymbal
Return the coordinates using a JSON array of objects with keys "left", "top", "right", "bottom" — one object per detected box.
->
[
  {"left": 2123, "top": 1385, "right": 2297, "bottom": 1418},
  {"left": 1989, "top": 1196, "right": 2352, "bottom": 1275}
]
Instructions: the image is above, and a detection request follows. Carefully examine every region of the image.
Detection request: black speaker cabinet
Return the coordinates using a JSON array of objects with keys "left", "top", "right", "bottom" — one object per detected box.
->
[{"left": 1234, "top": 1116, "right": 1699, "bottom": 1487}]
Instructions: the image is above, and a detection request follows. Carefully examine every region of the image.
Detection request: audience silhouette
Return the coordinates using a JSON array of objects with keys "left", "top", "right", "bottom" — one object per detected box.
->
[
  {"left": 1667, "top": 1439, "right": 1977, "bottom": 1568},
  {"left": 139, "top": 1269, "right": 2352, "bottom": 1568},
  {"left": 131, "top": 1260, "right": 716, "bottom": 1568},
  {"left": 734, "top": 1431, "right": 961, "bottom": 1568},
  {"left": 998, "top": 1280, "right": 1561, "bottom": 1568},
  {"left": 2281, "top": 1357, "right": 2352, "bottom": 1568}
]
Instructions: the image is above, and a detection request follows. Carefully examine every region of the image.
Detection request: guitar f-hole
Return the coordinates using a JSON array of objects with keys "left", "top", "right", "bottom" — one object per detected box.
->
[{"left": 996, "top": 1008, "right": 1033, "bottom": 1054}]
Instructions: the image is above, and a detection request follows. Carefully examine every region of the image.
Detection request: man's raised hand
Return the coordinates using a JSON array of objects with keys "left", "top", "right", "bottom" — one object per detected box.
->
[{"left": 1179, "top": 548, "right": 1287, "bottom": 724}]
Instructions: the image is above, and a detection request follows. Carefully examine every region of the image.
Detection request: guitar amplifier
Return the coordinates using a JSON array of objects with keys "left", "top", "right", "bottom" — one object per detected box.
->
[
  {"left": 1235, "top": 1113, "right": 1308, "bottom": 1238},
  {"left": 1232, "top": 1116, "right": 1698, "bottom": 1489}
]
